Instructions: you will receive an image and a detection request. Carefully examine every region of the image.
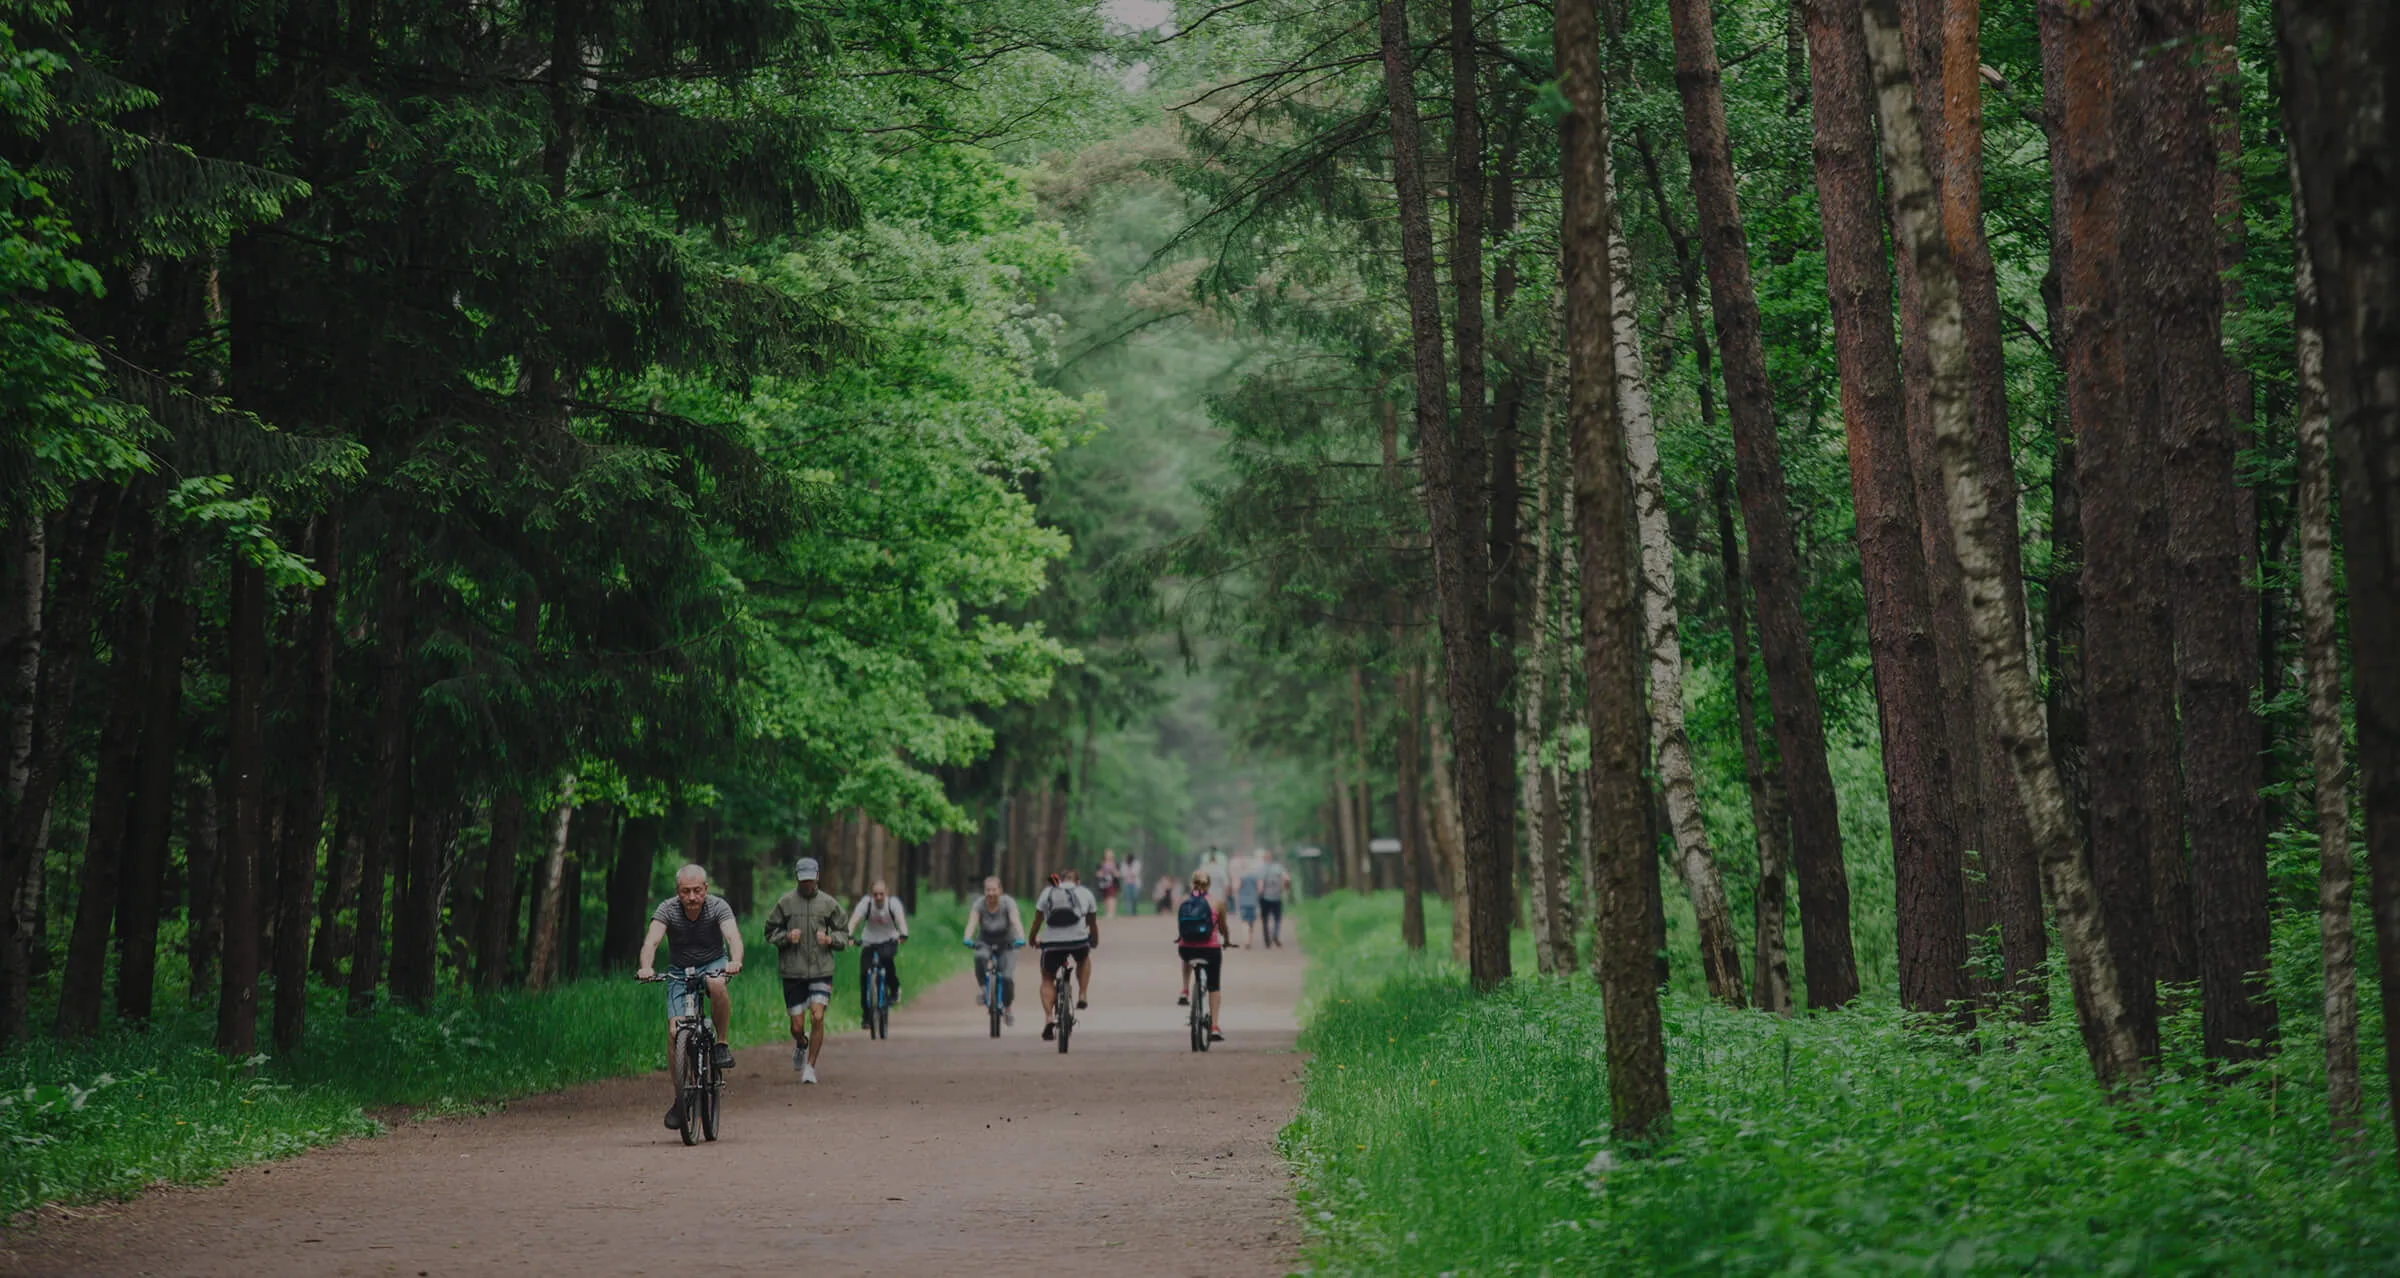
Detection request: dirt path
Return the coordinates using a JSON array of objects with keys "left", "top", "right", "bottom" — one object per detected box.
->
[{"left": 3, "top": 909, "right": 1307, "bottom": 1277}]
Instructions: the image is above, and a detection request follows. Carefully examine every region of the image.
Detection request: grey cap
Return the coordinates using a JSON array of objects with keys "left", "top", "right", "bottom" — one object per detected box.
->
[{"left": 793, "top": 856, "right": 821, "bottom": 881}]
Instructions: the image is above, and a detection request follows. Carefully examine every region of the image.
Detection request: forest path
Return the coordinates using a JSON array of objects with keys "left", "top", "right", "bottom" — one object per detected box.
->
[{"left": 4, "top": 909, "right": 1307, "bottom": 1277}]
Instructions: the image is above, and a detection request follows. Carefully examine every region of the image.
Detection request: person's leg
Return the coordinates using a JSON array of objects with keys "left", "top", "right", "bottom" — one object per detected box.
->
[
  {"left": 706, "top": 974, "right": 732, "bottom": 1044},
  {"left": 1038, "top": 954, "right": 1058, "bottom": 1020},
  {"left": 1209, "top": 987, "right": 1223, "bottom": 1032},
  {"left": 805, "top": 997, "right": 829, "bottom": 1066},
  {"left": 1074, "top": 949, "right": 1092, "bottom": 1007}
]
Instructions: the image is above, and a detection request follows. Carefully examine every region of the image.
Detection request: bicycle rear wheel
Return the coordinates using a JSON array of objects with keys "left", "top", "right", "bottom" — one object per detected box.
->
[
  {"left": 1190, "top": 968, "right": 1209, "bottom": 1052},
  {"left": 1057, "top": 970, "right": 1074, "bottom": 1054}
]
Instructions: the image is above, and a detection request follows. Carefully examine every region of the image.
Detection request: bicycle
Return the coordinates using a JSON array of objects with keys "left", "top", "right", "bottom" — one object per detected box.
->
[
  {"left": 1186, "top": 954, "right": 1211, "bottom": 1053},
  {"left": 969, "top": 939, "right": 1020, "bottom": 1038},
  {"left": 863, "top": 942, "right": 895, "bottom": 1040},
  {"left": 1052, "top": 950, "right": 1079, "bottom": 1054},
  {"left": 638, "top": 966, "right": 734, "bottom": 1146}
]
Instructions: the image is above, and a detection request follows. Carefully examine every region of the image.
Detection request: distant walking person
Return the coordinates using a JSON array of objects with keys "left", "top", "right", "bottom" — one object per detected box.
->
[
  {"left": 1096, "top": 850, "right": 1122, "bottom": 917},
  {"left": 764, "top": 858, "right": 849, "bottom": 1084},
  {"left": 847, "top": 878, "right": 909, "bottom": 1022},
  {"left": 1153, "top": 874, "right": 1177, "bottom": 917},
  {"left": 1257, "top": 851, "right": 1291, "bottom": 948},
  {"left": 1121, "top": 855, "right": 1143, "bottom": 915},
  {"left": 636, "top": 864, "right": 745, "bottom": 1131},
  {"left": 1236, "top": 859, "right": 1263, "bottom": 947}
]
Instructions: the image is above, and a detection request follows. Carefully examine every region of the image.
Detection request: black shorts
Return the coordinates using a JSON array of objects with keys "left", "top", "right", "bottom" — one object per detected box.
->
[
  {"left": 1040, "top": 943, "right": 1090, "bottom": 978},
  {"left": 781, "top": 976, "right": 834, "bottom": 1013},
  {"left": 1178, "top": 945, "right": 1224, "bottom": 992}
]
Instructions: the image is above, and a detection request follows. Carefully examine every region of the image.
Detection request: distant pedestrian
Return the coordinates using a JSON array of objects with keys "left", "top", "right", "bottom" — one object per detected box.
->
[
  {"left": 1257, "top": 851, "right": 1290, "bottom": 947},
  {"left": 1236, "top": 859, "right": 1263, "bottom": 947}
]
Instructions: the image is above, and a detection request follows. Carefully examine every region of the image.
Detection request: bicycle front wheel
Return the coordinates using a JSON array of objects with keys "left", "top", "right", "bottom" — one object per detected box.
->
[
  {"left": 673, "top": 1027, "right": 701, "bottom": 1145},
  {"left": 700, "top": 1072, "right": 721, "bottom": 1142}
]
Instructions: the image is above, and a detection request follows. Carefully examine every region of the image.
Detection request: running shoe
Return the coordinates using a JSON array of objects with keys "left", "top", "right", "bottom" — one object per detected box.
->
[
  {"left": 801, "top": 1064, "right": 819, "bottom": 1085},
  {"left": 792, "top": 1040, "right": 806, "bottom": 1071},
  {"left": 1003, "top": 1006, "right": 1015, "bottom": 1026},
  {"left": 712, "top": 1043, "right": 735, "bottom": 1070},
  {"left": 664, "top": 1103, "right": 685, "bottom": 1130},
  {"left": 1042, "top": 1023, "right": 1057, "bottom": 1041},
  {"left": 1177, "top": 994, "right": 1189, "bottom": 1006}
]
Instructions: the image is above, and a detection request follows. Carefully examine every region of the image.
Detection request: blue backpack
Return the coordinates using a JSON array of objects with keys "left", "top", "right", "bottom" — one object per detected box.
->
[{"left": 1177, "top": 893, "right": 1216, "bottom": 944}]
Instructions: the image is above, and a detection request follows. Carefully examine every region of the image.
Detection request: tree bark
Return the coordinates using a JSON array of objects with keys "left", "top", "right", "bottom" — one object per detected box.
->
[
  {"left": 1866, "top": 0, "right": 2144, "bottom": 1085},
  {"left": 1517, "top": 391, "right": 1563, "bottom": 975},
  {"left": 2290, "top": 183, "right": 2357, "bottom": 1130},
  {"left": 349, "top": 565, "right": 410, "bottom": 1014},
  {"left": 218, "top": 558, "right": 267, "bottom": 1056},
  {"left": 2276, "top": 0, "right": 2397, "bottom": 1164},
  {"left": 1428, "top": 709, "right": 1472, "bottom": 962},
  {"left": 1398, "top": 657, "right": 1428, "bottom": 950},
  {"left": 187, "top": 779, "right": 222, "bottom": 1005},
  {"left": 1806, "top": 0, "right": 1969, "bottom": 1018},
  {"left": 2134, "top": 0, "right": 2277, "bottom": 1063},
  {"left": 274, "top": 514, "right": 339, "bottom": 1050},
  {"left": 1563, "top": 0, "right": 1669, "bottom": 1140},
  {"left": 1716, "top": 477, "right": 1793, "bottom": 1013},
  {"left": 1349, "top": 668, "right": 1375, "bottom": 895},
  {"left": 1665, "top": 0, "right": 1857, "bottom": 1007},
  {"left": 524, "top": 784, "right": 577, "bottom": 991},
  {"left": 604, "top": 813, "right": 659, "bottom": 970},
  {"left": 115, "top": 547, "right": 188, "bottom": 1023},
  {"left": 58, "top": 528, "right": 155, "bottom": 1037},
  {"left": 1608, "top": 159, "right": 1743, "bottom": 1006},
  {"left": 1381, "top": 0, "right": 1507, "bottom": 988}
]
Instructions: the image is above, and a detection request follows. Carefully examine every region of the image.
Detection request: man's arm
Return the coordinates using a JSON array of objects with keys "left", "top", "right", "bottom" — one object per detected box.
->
[
  {"left": 893, "top": 898, "right": 910, "bottom": 940},
  {"left": 822, "top": 899, "right": 851, "bottom": 950},
  {"left": 636, "top": 918, "right": 668, "bottom": 978},
  {"left": 849, "top": 897, "right": 869, "bottom": 933},
  {"left": 717, "top": 913, "right": 745, "bottom": 974}
]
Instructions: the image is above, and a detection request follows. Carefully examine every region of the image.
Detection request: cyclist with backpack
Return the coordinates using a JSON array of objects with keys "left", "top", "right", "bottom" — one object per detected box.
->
[
  {"left": 847, "top": 878, "right": 910, "bottom": 1023},
  {"left": 963, "top": 876, "right": 1024, "bottom": 1025},
  {"left": 1031, "top": 870, "right": 1099, "bottom": 1041},
  {"left": 1175, "top": 871, "right": 1228, "bottom": 1042}
]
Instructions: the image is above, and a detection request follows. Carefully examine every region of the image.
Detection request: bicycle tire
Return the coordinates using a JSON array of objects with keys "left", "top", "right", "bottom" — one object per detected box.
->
[
  {"left": 673, "top": 1027, "right": 701, "bottom": 1146},
  {"left": 700, "top": 1069, "right": 721, "bottom": 1142},
  {"left": 1056, "top": 969, "right": 1073, "bottom": 1054},
  {"left": 1190, "top": 967, "right": 1209, "bottom": 1053},
  {"left": 987, "top": 963, "right": 1004, "bottom": 1037}
]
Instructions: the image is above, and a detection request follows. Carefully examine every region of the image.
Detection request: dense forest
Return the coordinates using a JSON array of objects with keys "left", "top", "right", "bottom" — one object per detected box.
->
[{"left": 3, "top": 0, "right": 2397, "bottom": 1215}]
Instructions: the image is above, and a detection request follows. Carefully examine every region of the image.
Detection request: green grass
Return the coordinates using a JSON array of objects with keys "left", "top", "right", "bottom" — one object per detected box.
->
[
  {"left": 1285, "top": 892, "right": 2400, "bottom": 1276},
  {"left": 0, "top": 894, "right": 976, "bottom": 1220}
]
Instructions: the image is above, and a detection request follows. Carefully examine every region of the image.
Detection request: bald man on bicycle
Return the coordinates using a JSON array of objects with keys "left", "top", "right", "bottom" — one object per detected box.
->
[{"left": 637, "top": 864, "right": 745, "bottom": 1130}]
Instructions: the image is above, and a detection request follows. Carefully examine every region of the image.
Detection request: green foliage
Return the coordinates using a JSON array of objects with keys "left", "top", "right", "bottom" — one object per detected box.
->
[{"left": 1286, "top": 894, "right": 2398, "bottom": 1276}]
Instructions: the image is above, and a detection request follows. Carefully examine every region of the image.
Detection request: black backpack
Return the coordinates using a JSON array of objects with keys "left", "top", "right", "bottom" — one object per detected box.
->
[{"left": 1177, "top": 893, "right": 1216, "bottom": 943}]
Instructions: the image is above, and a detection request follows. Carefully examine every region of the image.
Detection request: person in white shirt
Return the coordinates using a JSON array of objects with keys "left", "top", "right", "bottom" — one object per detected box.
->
[
  {"left": 847, "top": 879, "right": 909, "bottom": 1021},
  {"left": 1031, "top": 870, "right": 1099, "bottom": 1040}
]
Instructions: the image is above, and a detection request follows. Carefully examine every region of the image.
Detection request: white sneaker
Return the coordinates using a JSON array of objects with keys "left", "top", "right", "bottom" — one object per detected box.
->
[
  {"left": 801, "top": 1064, "right": 818, "bottom": 1085},
  {"left": 1003, "top": 1007, "right": 1015, "bottom": 1026}
]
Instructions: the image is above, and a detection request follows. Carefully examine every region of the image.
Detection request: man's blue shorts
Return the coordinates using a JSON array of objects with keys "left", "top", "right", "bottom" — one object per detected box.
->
[{"left": 664, "top": 956, "right": 730, "bottom": 1017}]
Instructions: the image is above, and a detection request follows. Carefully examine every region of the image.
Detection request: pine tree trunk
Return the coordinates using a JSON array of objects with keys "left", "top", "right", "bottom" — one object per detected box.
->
[
  {"left": 116, "top": 550, "right": 188, "bottom": 1023},
  {"left": 605, "top": 813, "right": 659, "bottom": 971},
  {"left": 1517, "top": 393, "right": 1562, "bottom": 975},
  {"left": 2041, "top": 0, "right": 2163, "bottom": 1060},
  {"left": 1382, "top": 0, "right": 1508, "bottom": 990},
  {"left": 273, "top": 514, "right": 338, "bottom": 1050},
  {"left": 1563, "top": 0, "right": 1669, "bottom": 1138},
  {"left": 524, "top": 785, "right": 577, "bottom": 991},
  {"left": 2276, "top": 0, "right": 2397, "bottom": 1164},
  {"left": 311, "top": 824, "right": 359, "bottom": 980},
  {"left": 58, "top": 528, "right": 154, "bottom": 1037},
  {"left": 2290, "top": 184, "right": 2358, "bottom": 1130},
  {"left": 1666, "top": 0, "right": 1858, "bottom": 1007},
  {"left": 1348, "top": 669, "right": 1376, "bottom": 895},
  {"left": 349, "top": 566, "right": 409, "bottom": 1013},
  {"left": 1716, "top": 477, "right": 1793, "bottom": 1013},
  {"left": 1866, "top": 0, "right": 2143, "bottom": 1085},
  {"left": 1427, "top": 713, "right": 1471, "bottom": 962},
  {"left": 1808, "top": 0, "right": 1969, "bottom": 1018},
  {"left": 2133, "top": 0, "right": 2277, "bottom": 1063},
  {"left": 218, "top": 559, "right": 267, "bottom": 1056},
  {"left": 1608, "top": 158, "right": 1743, "bottom": 1006},
  {"left": 187, "top": 779, "right": 221, "bottom": 1006},
  {"left": 1397, "top": 658, "right": 1428, "bottom": 951}
]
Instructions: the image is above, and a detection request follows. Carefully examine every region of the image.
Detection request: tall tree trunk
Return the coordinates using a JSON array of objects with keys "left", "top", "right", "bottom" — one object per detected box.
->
[
  {"left": 273, "top": 514, "right": 338, "bottom": 1050},
  {"left": 1348, "top": 669, "right": 1376, "bottom": 895},
  {"left": 187, "top": 779, "right": 222, "bottom": 1005},
  {"left": 2290, "top": 186, "right": 2357, "bottom": 1130},
  {"left": 1608, "top": 162, "right": 1743, "bottom": 1006},
  {"left": 1397, "top": 657, "right": 1428, "bottom": 950},
  {"left": 58, "top": 528, "right": 155, "bottom": 1037},
  {"left": 524, "top": 784, "right": 577, "bottom": 991},
  {"left": 1381, "top": 0, "right": 1508, "bottom": 990},
  {"left": 115, "top": 549, "right": 188, "bottom": 1023},
  {"left": 475, "top": 586, "right": 538, "bottom": 991},
  {"left": 349, "top": 565, "right": 410, "bottom": 1014},
  {"left": 2135, "top": 0, "right": 2277, "bottom": 1063},
  {"left": 1865, "top": 0, "right": 2144, "bottom": 1084},
  {"left": 2276, "top": 0, "right": 2398, "bottom": 1165},
  {"left": 2044, "top": 0, "right": 2163, "bottom": 1060},
  {"left": 1807, "top": 0, "right": 1969, "bottom": 1018},
  {"left": 311, "top": 824, "right": 359, "bottom": 980},
  {"left": 1665, "top": 0, "right": 1858, "bottom": 1006},
  {"left": 1428, "top": 712, "right": 1472, "bottom": 962},
  {"left": 218, "top": 559, "right": 267, "bottom": 1056},
  {"left": 604, "top": 813, "right": 658, "bottom": 970},
  {"left": 1562, "top": 0, "right": 1669, "bottom": 1139},
  {"left": 1518, "top": 395, "right": 1562, "bottom": 974},
  {"left": 1717, "top": 477, "right": 1793, "bottom": 1012},
  {"left": 1331, "top": 768, "right": 1359, "bottom": 893},
  {"left": 392, "top": 772, "right": 445, "bottom": 1006}
]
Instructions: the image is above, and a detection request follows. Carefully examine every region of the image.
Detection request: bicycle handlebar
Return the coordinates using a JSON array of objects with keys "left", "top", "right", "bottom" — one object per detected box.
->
[{"left": 635, "top": 968, "right": 739, "bottom": 983}]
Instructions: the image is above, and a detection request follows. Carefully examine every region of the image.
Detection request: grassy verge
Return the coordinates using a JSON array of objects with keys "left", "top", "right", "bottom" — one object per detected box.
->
[
  {"left": 1285, "top": 892, "right": 2399, "bottom": 1275},
  {"left": 0, "top": 894, "right": 975, "bottom": 1220}
]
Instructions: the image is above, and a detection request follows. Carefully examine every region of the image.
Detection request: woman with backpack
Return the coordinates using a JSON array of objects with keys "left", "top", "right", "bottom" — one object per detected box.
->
[{"left": 1175, "top": 872, "right": 1229, "bottom": 1043}]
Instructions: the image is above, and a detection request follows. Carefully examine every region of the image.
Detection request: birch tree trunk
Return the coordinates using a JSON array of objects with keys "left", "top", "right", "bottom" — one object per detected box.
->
[
  {"left": 1518, "top": 392, "right": 1561, "bottom": 975},
  {"left": 525, "top": 781, "right": 578, "bottom": 992},
  {"left": 1607, "top": 158, "right": 1744, "bottom": 1007},
  {"left": 1865, "top": 0, "right": 2143, "bottom": 1085},
  {"left": 2290, "top": 161, "right": 2358, "bottom": 1132}
]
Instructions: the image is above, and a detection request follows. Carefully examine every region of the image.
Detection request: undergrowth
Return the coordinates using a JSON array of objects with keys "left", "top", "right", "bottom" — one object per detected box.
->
[
  {"left": 0, "top": 894, "right": 973, "bottom": 1220},
  {"left": 1285, "top": 892, "right": 2398, "bottom": 1275}
]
